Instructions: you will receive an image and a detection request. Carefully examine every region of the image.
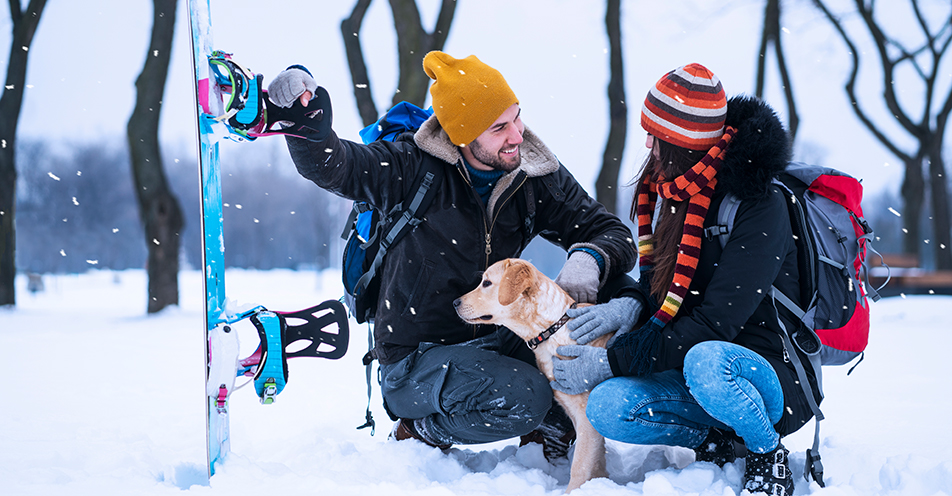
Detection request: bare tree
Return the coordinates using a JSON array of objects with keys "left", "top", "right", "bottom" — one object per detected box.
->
[
  {"left": 128, "top": 0, "right": 183, "bottom": 313},
  {"left": 814, "top": 0, "right": 952, "bottom": 270},
  {"left": 341, "top": 0, "right": 457, "bottom": 126},
  {"left": 755, "top": 0, "right": 799, "bottom": 141},
  {"left": 594, "top": 0, "right": 627, "bottom": 214},
  {"left": 0, "top": 0, "right": 46, "bottom": 307}
]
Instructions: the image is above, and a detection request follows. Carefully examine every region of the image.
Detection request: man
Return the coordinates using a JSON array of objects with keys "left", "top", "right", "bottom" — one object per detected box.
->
[{"left": 268, "top": 51, "right": 636, "bottom": 455}]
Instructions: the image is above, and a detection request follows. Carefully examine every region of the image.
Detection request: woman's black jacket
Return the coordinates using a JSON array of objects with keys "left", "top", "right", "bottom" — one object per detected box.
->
[{"left": 608, "top": 96, "right": 820, "bottom": 437}]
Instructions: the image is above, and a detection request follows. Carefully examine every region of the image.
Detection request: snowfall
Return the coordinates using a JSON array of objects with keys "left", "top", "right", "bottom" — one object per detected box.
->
[{"left": 2, "top": 268, "right": 950, "bottom": 496}]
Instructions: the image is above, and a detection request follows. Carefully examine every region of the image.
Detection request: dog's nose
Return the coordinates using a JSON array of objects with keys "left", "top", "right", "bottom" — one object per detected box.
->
[{"left": 453, "top": 298, "right": 461, "bottom": 308}]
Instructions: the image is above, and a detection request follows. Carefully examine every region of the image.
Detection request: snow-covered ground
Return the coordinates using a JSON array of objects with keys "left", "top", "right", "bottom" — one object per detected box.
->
[{"left": 2, "top": 268, "right": 950, "bottom": 495}]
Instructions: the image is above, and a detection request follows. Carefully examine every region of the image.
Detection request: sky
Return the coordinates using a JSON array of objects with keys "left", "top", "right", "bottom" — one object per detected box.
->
[
  {"left": 2, "top": 268, "right": 950, "bottom": 495},
  {"left": 3, "top": 0, "right": 945, "bottom": 208}
]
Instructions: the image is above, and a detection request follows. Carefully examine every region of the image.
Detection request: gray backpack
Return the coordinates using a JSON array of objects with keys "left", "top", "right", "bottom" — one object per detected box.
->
[{"left": 706, "top": 162, "right": 887, "bottom": 487}]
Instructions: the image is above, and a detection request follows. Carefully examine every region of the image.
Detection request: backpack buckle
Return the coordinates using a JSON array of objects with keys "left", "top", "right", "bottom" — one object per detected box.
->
[{"left": 704, "top": 225, "right": 729, "bottom": 241}]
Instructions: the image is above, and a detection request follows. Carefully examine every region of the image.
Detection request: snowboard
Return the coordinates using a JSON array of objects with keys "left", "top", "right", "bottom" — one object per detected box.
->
[{"left": 187, "top": 0, "right": 351, "bottom": 480}]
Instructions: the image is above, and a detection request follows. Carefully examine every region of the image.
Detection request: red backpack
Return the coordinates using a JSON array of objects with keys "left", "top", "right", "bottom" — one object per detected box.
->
[{"left": 710, "top": 162, "right": 887, "bottom": 487}]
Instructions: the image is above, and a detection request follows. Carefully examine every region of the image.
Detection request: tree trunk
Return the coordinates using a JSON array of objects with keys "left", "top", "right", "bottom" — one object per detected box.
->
[
  {"left": 595, "top": 0, "right": 626, "bottom": 214},
  {"left": 926, "top": 146, "right": 952, "bottom": 269},
  {"left": 388, "top": 0, "right": 456, "bottom": 109},
  {"left": 127, "top": 0, "right": 182, "bottom": 314},
  {"left": 900, "top": 155, "right": 925, "bottom": 257},
  {"left": 0, "top": 0, "right": 47, "bottom": 307}
]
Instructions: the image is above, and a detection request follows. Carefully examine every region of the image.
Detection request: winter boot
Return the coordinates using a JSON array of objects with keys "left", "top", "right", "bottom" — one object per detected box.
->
[
  {"left": 390, "top": 418, "right": 452, "bottom": 451},
  {"left": 519, "top": 423, "right": 576, "bottom": 461},
  {"left": 694, "top": 428, "right": 739, "bottom": 467},
  {"left": 743, "top": 443, "right": 796, "bottom": 495},
  {"left": 520, "top": 401, "right": 577, "bottom": 461}
]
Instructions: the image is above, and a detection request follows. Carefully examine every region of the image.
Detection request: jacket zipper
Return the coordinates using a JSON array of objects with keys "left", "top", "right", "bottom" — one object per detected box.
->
[
  {"left": 458, "top": 162, "right": 528, "bottom": 338},
  {"left": 484, "top": 174, "right": 528, "bottom": 268}
]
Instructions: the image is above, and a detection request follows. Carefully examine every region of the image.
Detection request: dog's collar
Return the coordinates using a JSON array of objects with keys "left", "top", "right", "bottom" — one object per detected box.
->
[{"left": 526, "top": 303, "right": 577, "bottom": 350}]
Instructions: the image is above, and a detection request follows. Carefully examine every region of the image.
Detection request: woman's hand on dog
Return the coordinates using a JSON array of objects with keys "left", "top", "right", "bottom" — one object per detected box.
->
[
  {"left": 550, "top": 345, "right": 614, "bottom": 395},
  {"left": 567, "top": 297, "right": 642, "bottom": 346}
]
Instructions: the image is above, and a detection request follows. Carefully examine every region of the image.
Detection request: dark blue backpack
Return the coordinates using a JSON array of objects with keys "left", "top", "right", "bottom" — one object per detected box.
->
[{"left": 340, "top": 102, "right": 442, "bottom": 324}]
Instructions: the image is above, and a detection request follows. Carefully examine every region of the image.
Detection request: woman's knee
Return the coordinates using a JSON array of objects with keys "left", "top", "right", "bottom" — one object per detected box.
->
[
  {"left": 586, "top": 376, "right": 665, "bottom": 439},
  {"left": 586, "top": 378, "right": 634, "bottom": 436}
]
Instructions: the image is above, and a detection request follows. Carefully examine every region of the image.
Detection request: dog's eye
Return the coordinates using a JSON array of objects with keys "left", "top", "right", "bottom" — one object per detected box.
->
[{"left": 482, "top": 280, "right": 492, "bottom": 288}]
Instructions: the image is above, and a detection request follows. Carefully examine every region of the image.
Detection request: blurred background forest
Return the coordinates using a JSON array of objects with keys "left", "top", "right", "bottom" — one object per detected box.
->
[{"left": 2, "top": 0, "right": 950, "bottom": 312}]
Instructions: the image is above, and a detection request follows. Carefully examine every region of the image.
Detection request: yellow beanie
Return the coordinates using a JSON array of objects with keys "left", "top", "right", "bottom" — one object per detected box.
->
[{"left": 423, "top": 51, "right": 519, "bottom": 146}]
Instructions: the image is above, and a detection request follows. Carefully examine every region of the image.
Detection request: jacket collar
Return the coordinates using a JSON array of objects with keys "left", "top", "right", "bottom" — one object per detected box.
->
[
  {"left": 414, "top": 114, "right": 562, "bottom": 215},
  {"left": 413, "top": 114, "right": 561, "bottom": 179},
  {"left": 717, "top": 95, "right": 792, "bottom": 201}
]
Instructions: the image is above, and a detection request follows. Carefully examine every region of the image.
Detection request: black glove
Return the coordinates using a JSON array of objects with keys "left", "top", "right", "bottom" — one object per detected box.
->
[{"left": 265, "top": 65, "right": 332, "bottom": 142}]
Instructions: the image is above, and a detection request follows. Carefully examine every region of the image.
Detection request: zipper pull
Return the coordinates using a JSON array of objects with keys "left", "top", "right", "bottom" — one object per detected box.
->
[{"left": 485, "top": 233, "right": 492, "bottom": 255}]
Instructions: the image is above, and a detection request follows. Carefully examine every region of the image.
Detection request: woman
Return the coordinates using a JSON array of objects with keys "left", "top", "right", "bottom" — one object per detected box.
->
[{"left": 550, "top": 63, "right": 817, "bottom": 495}]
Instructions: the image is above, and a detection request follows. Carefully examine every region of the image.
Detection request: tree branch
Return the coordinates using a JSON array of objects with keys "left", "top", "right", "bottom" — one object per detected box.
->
[
  {"left": 341, "top": 0, "right": 377, "bottom": 126},
  {"left": 754, "top": 0, "right": 772, "bottom": 98},
  {"left": 855, "top": 0, "right": 921, "bottom": 136},
  {"left": 773, "top": 20, "right": 799, "bottom": 139},
  {"left": 431, "top": 0, "right": 456, "bottom": 50},
  {"left": 7, "top": 0, "right": 20, "bottom": 24},
  {"left": 813, "top": 0, "right": 911, "bottom": 162}
]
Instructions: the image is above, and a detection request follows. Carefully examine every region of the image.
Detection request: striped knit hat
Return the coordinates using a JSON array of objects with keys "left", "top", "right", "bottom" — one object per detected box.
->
[{"left": 641, "top": 63, "right": 726, "bottom": 151}]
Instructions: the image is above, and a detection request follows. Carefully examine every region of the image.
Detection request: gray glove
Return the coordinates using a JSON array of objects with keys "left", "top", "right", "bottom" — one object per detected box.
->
[
  {"left": 550, "top": 345, "right": 614, "bottom": 395},
  {"left": 267, "top": 66, "right": 317, "bottom": 108},
  {"left": 566, "top": 297, "right": 642, "bottom": 346},
  {"left": 554, "top": 251, "right": 600, "bottom": 304}
]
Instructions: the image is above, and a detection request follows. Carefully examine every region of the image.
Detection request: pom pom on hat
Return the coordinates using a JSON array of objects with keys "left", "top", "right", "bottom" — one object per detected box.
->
[
  {"left": 423, "top": 51, "right": 519, "bottom": 146},
  {"left": 641, "top": 63, "right": 727, "bottom": 151}
]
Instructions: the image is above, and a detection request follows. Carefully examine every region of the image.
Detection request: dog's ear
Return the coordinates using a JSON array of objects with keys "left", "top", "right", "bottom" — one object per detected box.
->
[{"left": 499, "top": 261, "right": 534, "bottom": 306}]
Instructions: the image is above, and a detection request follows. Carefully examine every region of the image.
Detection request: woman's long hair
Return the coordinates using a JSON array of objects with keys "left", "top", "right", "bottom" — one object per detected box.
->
[{"left": 629, "top": 137, "right": 703, "bottom": 303}]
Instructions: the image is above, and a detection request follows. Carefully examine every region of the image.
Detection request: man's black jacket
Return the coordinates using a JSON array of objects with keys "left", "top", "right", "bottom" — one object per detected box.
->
[{"left": 287, "top": 115, "right": 637, "bottom": 365}]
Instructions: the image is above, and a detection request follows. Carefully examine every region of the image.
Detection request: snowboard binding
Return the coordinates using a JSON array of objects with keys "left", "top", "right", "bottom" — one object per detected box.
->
[
  {"left": 233, "top": 299, "right": 350, "bottom": 404},
  {"left": 209, "top": 51, "right": 331, "bottom": 142}
]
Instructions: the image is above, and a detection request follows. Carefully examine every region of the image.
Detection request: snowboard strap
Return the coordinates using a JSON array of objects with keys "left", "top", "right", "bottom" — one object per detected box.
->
[
  {"left": 249, "top": 311, "right": 287, "bottom": 404},
  {"left": 207, "top": 51, "right": 331, "bottom": 142},
  {"left": 234, "top": 301, "right": 350, "bottom": 404}
]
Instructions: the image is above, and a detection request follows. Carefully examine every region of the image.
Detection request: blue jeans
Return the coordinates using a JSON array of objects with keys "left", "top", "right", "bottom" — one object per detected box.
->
[
  {"left": 379, "top": 329, "right": 557, "bottom": 445},
  {"left": 587, "top": 341, "right": 784, "bottom": 453}
]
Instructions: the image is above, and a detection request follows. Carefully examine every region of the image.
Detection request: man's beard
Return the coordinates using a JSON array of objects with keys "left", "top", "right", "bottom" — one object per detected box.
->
[{"left": 469, "top": 139, "right": 521, "bottom": 172}]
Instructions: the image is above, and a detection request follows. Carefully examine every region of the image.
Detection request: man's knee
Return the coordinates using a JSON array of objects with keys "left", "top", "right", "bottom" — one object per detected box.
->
[{"left": 488, "top": 360, "right": 553, "bottom": 422}]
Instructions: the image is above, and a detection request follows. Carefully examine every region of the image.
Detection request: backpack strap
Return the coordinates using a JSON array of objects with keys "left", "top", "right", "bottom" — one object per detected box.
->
[
  {"left": 352, "top": 164, "right": 443, "bottom": 297},
  {"left": 340, "top": 201, "right": 372, "bottom": 241},
  {"left": 769, "top": 287, "right": 827, "bottom": 487},
  {"left": 704, "top": 193, "right": 741, "bottom": 248},
  {"left": 355, "top": 161, "right": 445, "bottom": 435},
  {"left": 523, "top": 177, "right": 536, "bottom": 237}
]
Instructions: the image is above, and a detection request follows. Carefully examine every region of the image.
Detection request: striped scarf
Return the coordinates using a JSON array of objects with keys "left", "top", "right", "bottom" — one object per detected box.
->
[{"left": 637, "top": 126, "right": 736, "bottom": 333}]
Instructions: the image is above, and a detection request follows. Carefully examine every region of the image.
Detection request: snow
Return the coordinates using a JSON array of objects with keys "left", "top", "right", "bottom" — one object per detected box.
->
[{"left": 2, "top": 269, "right": 951, "bottom": 495}]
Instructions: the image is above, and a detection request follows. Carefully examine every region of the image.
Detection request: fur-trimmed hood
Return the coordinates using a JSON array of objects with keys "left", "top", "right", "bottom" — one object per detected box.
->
[
  {"left": 412, "top": 114, "right": 561, "bottom": 178},
  {"left": 716, "top": 95, "right": 792, "bottom": 201}
]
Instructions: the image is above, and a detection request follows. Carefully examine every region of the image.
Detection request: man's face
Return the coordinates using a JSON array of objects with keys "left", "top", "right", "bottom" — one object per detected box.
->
[{"left": 468, "top": 104, "right": 525, "bottom": 172}]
